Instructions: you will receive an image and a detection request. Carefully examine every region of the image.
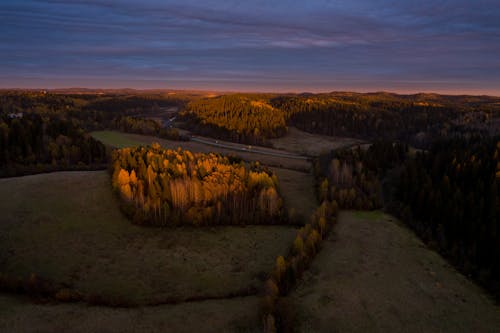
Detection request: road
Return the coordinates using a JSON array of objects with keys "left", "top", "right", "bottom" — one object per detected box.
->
[{"left": 189, "top": 136, "right": 310, "bottom": 160}]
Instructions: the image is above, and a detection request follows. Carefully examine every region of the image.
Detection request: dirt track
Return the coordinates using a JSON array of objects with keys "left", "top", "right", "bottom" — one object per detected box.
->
[{"left": 289, "top": 211, "right": 500, "bottom": 332}]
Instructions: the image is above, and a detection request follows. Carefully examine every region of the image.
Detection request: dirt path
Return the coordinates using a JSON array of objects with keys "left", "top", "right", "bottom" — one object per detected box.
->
[{"left": 288, "top": 211, "right": 500, "bottom": 332}]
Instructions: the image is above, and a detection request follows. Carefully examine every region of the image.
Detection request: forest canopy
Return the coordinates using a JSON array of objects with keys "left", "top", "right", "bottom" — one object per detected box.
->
[
  {"left": 111, "top": 145, "right": 285, "bottom": 226},
  {"left": 394, "top": 136, "right": 500, "bottom": 297},
  {"left": 180, "top": 95, "right": 287, "bottom": 144}
]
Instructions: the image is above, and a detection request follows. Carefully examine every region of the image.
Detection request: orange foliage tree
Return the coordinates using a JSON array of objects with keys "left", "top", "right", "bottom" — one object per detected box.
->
[{"left": 111, "top": 145, "right": 284, "bottom": 226}]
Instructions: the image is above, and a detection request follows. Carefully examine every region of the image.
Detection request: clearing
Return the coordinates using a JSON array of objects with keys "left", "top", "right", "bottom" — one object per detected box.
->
[
  {"left": 287, "top": 211, "right": 500, "bottom": 332},
  {"left": 0, "top": 171, "right": 296, "bottom": 306},
  {"left": 271, "top": 167, "right": 317, "bottom": 224},
  {"left": 269, "top": 126, "right": 363, "bottom": 156},
  {"left": 91, "top": 130, "right": 311, "bottom": 171}
]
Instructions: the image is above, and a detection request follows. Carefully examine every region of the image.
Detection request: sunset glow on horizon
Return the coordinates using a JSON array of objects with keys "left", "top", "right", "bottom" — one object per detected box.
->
[{"left": 1, "top": 0, "right": 499, "bottom": 95}]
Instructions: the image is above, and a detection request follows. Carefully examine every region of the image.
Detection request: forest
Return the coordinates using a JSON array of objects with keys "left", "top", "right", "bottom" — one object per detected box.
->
[
  {"left": 313, "top": 142, "right": 408, "bottom": 210},
  {"left": 112, "top": 116, "right": 186, "bottom": 141},
  {"left": 111, "top": 145, "right": 285, "bottom": 226},
  {"left": 0, "top": 91, "right": 190, "bottom": 176},
  {"left": 1, "top": 90, "right": 188, "bottom": 131},
  {"left": 180, "top": 95, "right": 287, "bottom": 145},
  {"left": 271, "top": 93, "right": 499, "bottom": 147},
  {"left": 0, "top": 113, "right": 107, "bottom": 177},
  {"left": 177, "top": 92, "right": 500, "bottom": 148},
  {"left": 394, "top": 136, "right": 500, "bottom": 298}
]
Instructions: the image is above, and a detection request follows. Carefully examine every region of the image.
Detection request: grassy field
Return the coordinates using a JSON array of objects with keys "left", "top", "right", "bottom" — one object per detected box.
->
[
  {"left": 0, "top": 171, "right": 296, "bottom": 306},
  {"left": 0, "top": 294, "right": 261, "bottom": 333},
  {"left": 269, "top": 127, "right": 363, "bottom": 156},
  {"left": 271, "top": 167, "right": 317, "bottom": 224},
  {"left": 91, "top": 130, "right": 311, "bottom": 171},
  {"left": 90, "top": 131, "right": 147, "bottom": 148},
  {"left": 287, "top": 211, "right": 500, "bottom": 332}
]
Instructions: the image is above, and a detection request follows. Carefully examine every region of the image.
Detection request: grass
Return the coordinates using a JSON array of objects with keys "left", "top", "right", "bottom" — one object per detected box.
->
[
  {"left": 287, "top": 211, "right": 500, "bottom": 332},
  {"left": 0, "top": 294, "right": 261, "bottom": 333},
  {"left": 271, "top": 167, "right": 317, "bottom": 225},
  {"left": 269, "top": 126, "right": 363, "bottom": 157},
  {"left": 351, "top": 210, "right": 385, "bottom": 220},
  {"left": 90, "top": 131, "right": 146, "bottom": 148},
  {"left": 90, "top": 130, "right": 311, "bottom": 171},
  {"left": 0, "top": 171, "right": 297, "bottom": 306}
]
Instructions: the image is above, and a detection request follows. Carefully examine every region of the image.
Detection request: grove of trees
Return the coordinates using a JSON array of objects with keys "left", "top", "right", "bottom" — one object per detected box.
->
[
  {"left": 0, "top": 113, "right": 107, "bottom": 177},
  {"left": 271, "top": 93, "right": 499, "bottom": 148},
  {"left": 314, "top": 142, "right": 408, "bottom": 210},
  {"left": 112, "top": 116, "right": 186, "bottom": 141},
  {"left": 112, "top": 145, "right": 285, "bottom": 226},
  {"left": 178, "top": 92, "right": 499, "bottom": 149},
  {"left": 180, "top": 95, "right": 287, "bottom": 144}
]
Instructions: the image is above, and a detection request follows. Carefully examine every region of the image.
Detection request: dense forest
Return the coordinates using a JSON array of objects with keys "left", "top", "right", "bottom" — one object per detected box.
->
[
  {"left": 180, "top": 95, "right": 287, "bottom": 144},
  {"left": 0, "top": 91, "right": 191, "bottom": 176},
  {"left": 272, "top": 93, "right": 499, "bottom": 147},
  {"left": 394, "top": 136, "right": 500, "bottom": 298},
  {"left": 83, "top": 94, "right": 186, "bottom": 114},
  {"left": 312, "top": 137, "right": 500, "bottom": 298},
  {"left": 178, "top": 92, "right": 499, "bottom": 148},
  {"left": 112, "top": 116, "right": 186, "bottom": 141},
  {"left": 1, "top": 91, "right": 188, "bottom": 131},
  {"left": 314, "top": 142, "right": 408, "bottom": 210},
  {"left": 112, "top": 145, "right": 284, "bottom": 226},
  {"left": 0, "top": 113, "right": 107, "bottom": 177}
]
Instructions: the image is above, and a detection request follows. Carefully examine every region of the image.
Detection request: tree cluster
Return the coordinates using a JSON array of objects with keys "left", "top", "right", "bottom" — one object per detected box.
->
[
  {"left": 83, "top": 94, "right": 186, "bottom": 114},
  {"left": 112, "top": 145, "right": 285, "bottom": 226},
  {"left": 313, "top": 142, "right": 408, "bottom": 210},
  {"left": 394, "top": 136, "right": 500, "bottom": 298},
  {"left": 271, "top": 93, "right": 499, "bottom": 148},
  {"left": 0, "top": 114, "right": 107, "bottom": 177},
  {"left": 180, "top": 95, "right": 287, "bottom": 144},
  {"left": 112, "top": 116, "right": 186, "bottom": 141}
]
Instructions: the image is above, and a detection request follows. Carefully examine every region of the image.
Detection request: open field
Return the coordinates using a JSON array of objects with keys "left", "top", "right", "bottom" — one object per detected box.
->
[
  {"left": 91, "top": 130, "right": 311, "bottom": 171},
  {"left": 90, "top": 130, "right": 147, "bottom": 148},
  {"left": 269, "top": 127, "right": 363, "bottom": 156},
  {"left": 288, "top": 211, "right": 500, "bottom": 332},
  {"left": 0, "top": 294, "right": 260, "bottom": 333},
  {"left": 271, "top": 167, "right": 317, "bottom": 224},
  {"left": 0, "top": 171, "right": 296, "bottom": 305}
]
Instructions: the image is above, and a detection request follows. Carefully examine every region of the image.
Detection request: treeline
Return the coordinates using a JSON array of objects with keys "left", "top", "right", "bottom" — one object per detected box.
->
[
  {"left": 0, "top": 114, "right": 107, "bottom": 177},
  {"left": 112, "top": 116, "right": 187, "bottom": 141},
  {"left": 179, "top": 92, "right": 498, "bottom": 148},
  {"left": 1, "top": 91, "right": 188, "bottom": 133},
  {"left": 112, "top": 145, "right": 285, "bottom": 226},
  {"left": 314, "top": 142, "right": 408, "bottom": 210},
  {"left": 261, "top": 200, "right": 338, "bottom": 333},
  {"left": 180, "top": 95, "right": 287, "bottom": 145},
  {"left": 271, "top": 93, "right": 499, "bottom": 147},
  {"left": 394, "top": 136, "right": 500, "bottom": 298},
  {"left": 83, "top": 94, "right": 186, "bottom": 115}
]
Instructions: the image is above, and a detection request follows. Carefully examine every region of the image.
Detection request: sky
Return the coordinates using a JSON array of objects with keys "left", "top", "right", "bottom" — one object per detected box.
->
[{"left": 1, "top": 0, "right": 499, "bottom": 94}]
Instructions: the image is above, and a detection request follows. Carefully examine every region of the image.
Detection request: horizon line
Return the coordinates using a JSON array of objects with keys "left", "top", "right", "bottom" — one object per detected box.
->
[{"left": 1, "top": 87, "right": 499, "bottom": 98}]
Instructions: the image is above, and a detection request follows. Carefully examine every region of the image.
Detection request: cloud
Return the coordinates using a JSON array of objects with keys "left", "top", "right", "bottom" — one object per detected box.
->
[{"left": 0, "top": 0, "right": 499, "bottom": 93}]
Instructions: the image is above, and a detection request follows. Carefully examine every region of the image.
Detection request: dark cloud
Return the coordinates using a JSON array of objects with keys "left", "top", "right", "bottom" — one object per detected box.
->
[{"left": 0, "top": 0, "right": 499, "bottom": 94}]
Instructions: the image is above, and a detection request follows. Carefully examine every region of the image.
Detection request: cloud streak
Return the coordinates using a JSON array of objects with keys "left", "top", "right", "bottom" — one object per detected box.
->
[{"left": 0, "top": 0, "right": 499, "bottom": 94}]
